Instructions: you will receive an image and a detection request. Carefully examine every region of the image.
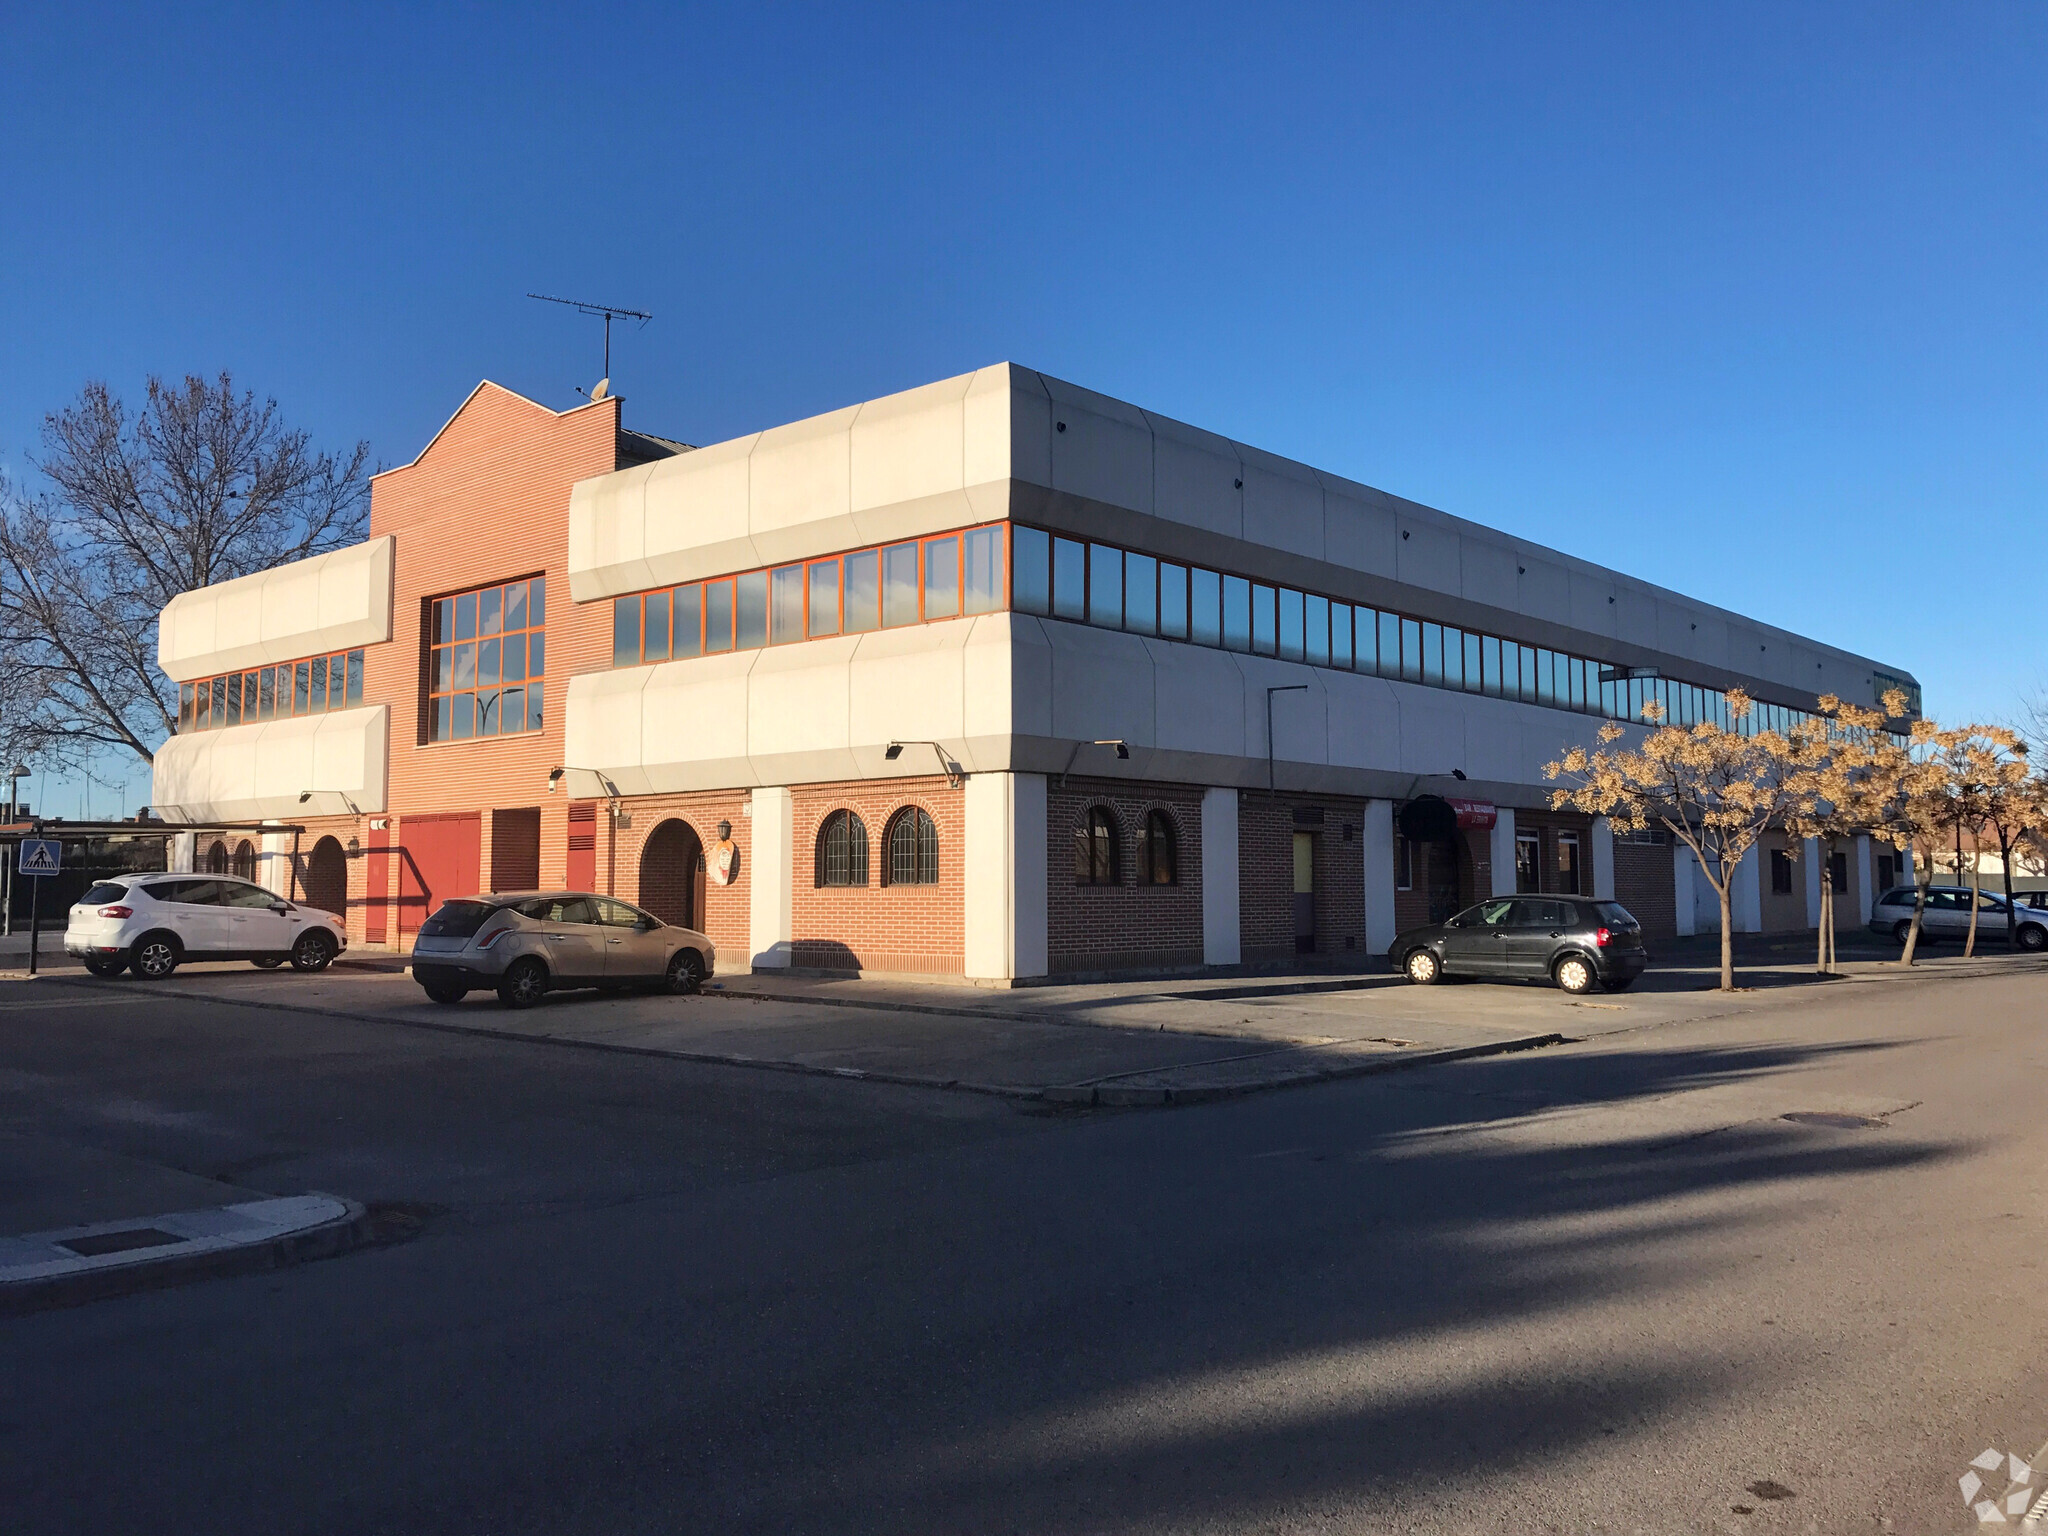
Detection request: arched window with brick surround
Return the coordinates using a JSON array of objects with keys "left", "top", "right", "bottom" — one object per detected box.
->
[
  {"left": 815, "top": 810, "right": 869, "bottom": 887},
  {"left": 884, "top": 807, "right": 938, "bottom": 886},
  {"left": 1138, "top": 810, "right": 1177, "bottom": 885},
  {"left": 1075, "top": 805, "right": 1119, "bottom": 886}
]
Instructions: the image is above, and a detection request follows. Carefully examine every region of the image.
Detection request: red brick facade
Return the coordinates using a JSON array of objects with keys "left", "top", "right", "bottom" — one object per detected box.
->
[
  {"left": 1047, "top": 779, "right": 1205, "bottom": 974},
  {"left": 1238, "top": 793, "right": 1368, "bottom": 965},
  {"left": 790, "top": 778, "right": 964, "bottom": 976}
]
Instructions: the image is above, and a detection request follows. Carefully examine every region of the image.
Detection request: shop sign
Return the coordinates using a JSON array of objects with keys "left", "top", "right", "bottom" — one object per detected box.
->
[{"left": 1449, "top": 798, "right": 1497, "bottom": 830}]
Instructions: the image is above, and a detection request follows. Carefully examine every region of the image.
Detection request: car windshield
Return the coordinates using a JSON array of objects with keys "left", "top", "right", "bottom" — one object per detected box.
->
[
  {"left": 79, "top": 882, "right": 129, "bottom": 904},
  {"left": 419, "top": 900, "right": 500, "bottom": 938}
]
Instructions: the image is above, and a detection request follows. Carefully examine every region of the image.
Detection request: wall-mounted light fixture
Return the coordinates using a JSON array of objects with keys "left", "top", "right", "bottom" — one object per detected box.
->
[
  {"left": 548, "top": 766, "right": 628, "bottom": 825},
  {"left": 1058, "top": 738, "right": 1129, "bottom": 789},
  {"left": 298, "top": 789, "right": 363, "bottom": 816},
  {"left": 884, "top": 741, "right": 965, "bottom": 789}
]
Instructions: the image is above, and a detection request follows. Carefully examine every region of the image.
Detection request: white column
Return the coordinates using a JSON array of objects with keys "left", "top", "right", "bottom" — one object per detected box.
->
[
  {"left": 1363, "top": 798, "right": 1398, "bottom": 957},
  {"left": 258, "top": 828, "right": 297, "bottom": 897},
  {"left": 1673, "top": 843, "right": 1698, "bottom": 936},
  {"left": 1202, "top": 786, "right": 1240, "bottom": 966},
  {"left": 747, "top": 786, "right": 794, "bottom": 970},
  {"left": 965, "top": 772, "right": 1047, "bottom": 982},
  {"left": 1856, "top": 834, "right": 1877, "bottom": 922},
  {"left": 1490, "top": 808, "right": 1517, "bottom": 898},
  {"left": 1591, "top": 816, "right": 1615, "bottom": 900},
  {"left": 1731, "top": 843, "right": 1763, "bottom": 933},
  {"left": 1803, "top": 837, "right": 1823, "bottom": 929},
  {"left": 169, "top": 831, "right": 197, "bottom": 875},
  {"left": 1900, "top": 844, "right": 1916, "bottom": 891}
]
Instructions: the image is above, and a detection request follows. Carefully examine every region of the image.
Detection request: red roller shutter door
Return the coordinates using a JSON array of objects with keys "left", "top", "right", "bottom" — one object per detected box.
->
[{"left": 397, "top": 812, "right": 482, "bottom": 938}]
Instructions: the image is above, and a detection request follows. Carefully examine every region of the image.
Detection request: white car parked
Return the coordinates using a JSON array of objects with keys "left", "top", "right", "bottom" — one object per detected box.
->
[{"left": 65, "top": 875, "right": 347, "bottom": 979}]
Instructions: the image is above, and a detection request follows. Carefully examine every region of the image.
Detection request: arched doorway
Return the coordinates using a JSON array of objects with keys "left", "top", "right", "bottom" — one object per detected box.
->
[
  {"left": 301, "top": 836, "right": 348, "bottom": 918},
  {"left": 205, "top": 840, "right": 228, "bottom": 875},
  {"left": 638, "top": 819, "right": 705, "bottom": 930},
  {"left": 1400, "top": 796, "right": 1475, "bottom": 925},
  {"left": 231, "top": 839, "right": 256, "bottom": 881}
]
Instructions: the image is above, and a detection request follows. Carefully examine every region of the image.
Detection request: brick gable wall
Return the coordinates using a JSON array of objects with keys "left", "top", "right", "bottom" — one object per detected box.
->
[{"left": 1046, "top": 779, "right": 1205, "bottom": 974}]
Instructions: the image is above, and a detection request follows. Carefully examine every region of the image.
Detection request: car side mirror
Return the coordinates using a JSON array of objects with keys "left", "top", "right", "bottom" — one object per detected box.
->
[
  {"left": 271, "top": 901, "right": 291, "bottom": 914},
  {"left": 636, "top": 917, "right": 658, "bottom": 932}
]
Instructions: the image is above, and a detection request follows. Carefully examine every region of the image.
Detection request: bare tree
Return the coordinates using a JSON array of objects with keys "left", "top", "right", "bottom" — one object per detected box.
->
[
  {"left": 1548, "top": 689, "right": 1812, "bottom": 992},
  {"left": 0, "top": 375, "right": 369, "bottom": 770}
]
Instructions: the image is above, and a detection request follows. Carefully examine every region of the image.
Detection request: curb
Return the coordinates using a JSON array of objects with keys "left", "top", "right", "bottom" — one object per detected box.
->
[
  {"left": 1043, "top": 1030, "right": 1570, "bottom": 1107},
  {"left": 0, "top": 1196, "right": 372, "bottom": 1317}
]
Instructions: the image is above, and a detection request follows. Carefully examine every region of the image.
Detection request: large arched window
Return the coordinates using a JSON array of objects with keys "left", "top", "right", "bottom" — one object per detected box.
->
[
  {"left": 885, "top": 807, "right": 939, "bottom": 886},
  {"left": 1138, "top": 810, "right": 1177, "bottom": 885},
  {"left": 1075, "top": 806, "right": 1119, "bottom": 886},
  {"left": 205, "top": 841, "right": 229, "bottom": 875},
  {"left": 815, "top": 810, "right": 869, "bottom": 887},
  {"left": 231, "top": 839, "right": 257, "bottom": 881}
]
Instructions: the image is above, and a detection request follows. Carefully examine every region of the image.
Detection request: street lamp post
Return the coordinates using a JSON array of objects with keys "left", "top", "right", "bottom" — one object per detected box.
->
[{"left": 3, "top": 764, "right": 29, "bottom": 938}]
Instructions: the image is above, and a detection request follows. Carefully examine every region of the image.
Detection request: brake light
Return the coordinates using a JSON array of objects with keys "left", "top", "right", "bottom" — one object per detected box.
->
[
  {"left": 1594, "top": 926, "right": 1612, "bottom": 948},
  {"left": 99, "top": 905, "right": 133, "bottom": 919}
]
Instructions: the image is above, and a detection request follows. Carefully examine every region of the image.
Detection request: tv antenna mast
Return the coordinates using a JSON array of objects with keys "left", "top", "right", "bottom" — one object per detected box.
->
[{"left": 527, "top": 293, "right": 653, "bottom": 390}]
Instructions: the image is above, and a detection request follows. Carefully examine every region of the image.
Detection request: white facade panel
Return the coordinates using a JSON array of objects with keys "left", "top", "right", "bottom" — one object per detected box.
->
[
  {"left": 151, "top": 705, "right": 388, "bottom": 822},
  {"left": 1201, "top": 786, "right": 1240, "bottom": 965},
  {"left": 965, "top": 771, "right": 1048, "bottom": 981},
  {"left": 157, "top": 536, "right": 394, "bottom": 683}
]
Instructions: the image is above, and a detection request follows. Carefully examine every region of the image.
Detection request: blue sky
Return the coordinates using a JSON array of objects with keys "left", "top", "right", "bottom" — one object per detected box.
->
[{"left": 4, "top": 3, "right": 2042, "bottom": 816}]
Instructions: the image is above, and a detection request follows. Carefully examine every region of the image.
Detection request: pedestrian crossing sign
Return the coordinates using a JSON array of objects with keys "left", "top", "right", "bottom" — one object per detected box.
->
[{"left": 17, "top": 839, "right": 60, "bottom": 876}]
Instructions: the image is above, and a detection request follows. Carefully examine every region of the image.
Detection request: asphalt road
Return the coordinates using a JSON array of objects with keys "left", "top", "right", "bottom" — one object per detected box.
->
[{"left": 3, "top": 967, "right": 2046, "bottom": 1534}]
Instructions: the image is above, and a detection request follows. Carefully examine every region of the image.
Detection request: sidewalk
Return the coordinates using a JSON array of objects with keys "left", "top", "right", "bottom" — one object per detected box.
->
[{"left": 0, "top": 1129, "right": 366, "bottom": 1313}]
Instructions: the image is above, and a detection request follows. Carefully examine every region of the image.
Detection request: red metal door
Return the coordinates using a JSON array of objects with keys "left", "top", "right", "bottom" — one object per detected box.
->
[
  {"left": 364, "top": 824, "right": 391, "bottom": 944},
  {"left": 566, "top": 801, "right": 597, "bottom": 892},
  {"left": 397, "top": 812, "right": 481, "bottom": 939}
]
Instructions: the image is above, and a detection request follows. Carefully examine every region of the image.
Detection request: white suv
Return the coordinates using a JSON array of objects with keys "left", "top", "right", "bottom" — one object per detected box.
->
[{"left": 65, "top": 875, "right": 347, "bottom": 979}]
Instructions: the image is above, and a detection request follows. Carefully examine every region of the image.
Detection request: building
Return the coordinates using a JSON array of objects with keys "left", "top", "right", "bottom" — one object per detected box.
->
[{"left": 149, "top": 365, "right": 1920, "bottom": 982}]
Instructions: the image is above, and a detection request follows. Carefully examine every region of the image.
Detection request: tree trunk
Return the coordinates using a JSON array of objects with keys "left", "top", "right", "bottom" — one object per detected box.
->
[
  {"left": 1718, "top": 879, "right": 1735, "bottom": 990},
  {"left": 1965, "top": 837, "right": 1983, "bottom": 957},
  {"left": 1999, "top": 826, "right": 2018, "bottom": 950},
  {"left": 1900, "top": 847, "right": 1934, "bottom": 966}
]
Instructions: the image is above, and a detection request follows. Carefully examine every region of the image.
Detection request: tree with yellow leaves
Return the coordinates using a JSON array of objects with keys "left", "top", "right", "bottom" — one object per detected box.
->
[
  {"left": 1547, "top": 689, "right": 1812, "bottom": 992},
  {"left": 1779, "top": 695, "right": 1889, "bottom": 977}
]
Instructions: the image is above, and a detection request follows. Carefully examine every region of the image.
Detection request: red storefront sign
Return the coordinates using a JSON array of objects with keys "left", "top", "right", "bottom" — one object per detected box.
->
[{"left": 1449, "top": 798, "right": 1497, "bottom": 830}]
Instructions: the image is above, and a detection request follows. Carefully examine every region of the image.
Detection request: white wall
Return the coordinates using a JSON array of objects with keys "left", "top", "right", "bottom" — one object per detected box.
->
[
  {"left": 158, "top": 537, "right": 394, "bottom": 683},
  {"left": 964, "top": 772, "right": 1048, "bottom": 981},
  {"left": 1363, "top": 798, "right": 1397, "bottom": 956},
  {"left": 562, "top": 610, "right": 1627, "bottom": 802},
  {"left": 1730, "top": 844, "right": 1763, "bottom": 934},
  {"left": 1856, "top": 834, "right": 1877, "bottom": 921},
  {"left": 747, "top": 787, "right": 793, "bottom": 969},
  {"left": 1674, "top": 844, "right": 1699, "bottom": 936},
  {"left": 1490, "top": 809, "right": 1517, "bottom": 898},
  {"left": 565, "top": 365, "right": 1913, "bottom": 709},
  {"left": 1591, "top": 817, "right": 1614, "bottom": 900},
  {"left": 152, "top": 705, "right": 388, "bottom": 822},
  {"left": 1201, "top": 786, "right": 1240, "bottom": 965},
  {"left": 1804, "top": 837, "right": 1824, "bottom": 928}
]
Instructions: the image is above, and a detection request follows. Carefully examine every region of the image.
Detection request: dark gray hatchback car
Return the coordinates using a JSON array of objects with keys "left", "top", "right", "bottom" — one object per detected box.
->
[{"left": 1391, "top": 896, "right": 1649, "bottom": 994}]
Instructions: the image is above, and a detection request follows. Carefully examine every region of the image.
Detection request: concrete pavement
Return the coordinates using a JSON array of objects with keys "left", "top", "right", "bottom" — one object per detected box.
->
[{"left": 2, "top": 964, "right": 2047, "bottom": 1531}]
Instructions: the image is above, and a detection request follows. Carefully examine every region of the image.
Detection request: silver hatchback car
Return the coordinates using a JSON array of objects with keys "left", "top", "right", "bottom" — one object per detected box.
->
[{"left": 409, "top": 891, "right": 716, "bottom": 1008}]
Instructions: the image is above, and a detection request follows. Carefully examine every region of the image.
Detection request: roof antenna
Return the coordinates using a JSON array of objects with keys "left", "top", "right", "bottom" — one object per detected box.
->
[{"left": 527, "top": 293, "right": 652, "bottom": 398}]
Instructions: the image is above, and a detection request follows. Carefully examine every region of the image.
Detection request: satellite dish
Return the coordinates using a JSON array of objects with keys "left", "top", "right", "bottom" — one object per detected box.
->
[{"left": 590, "top": 377, "right": 610, "bottom": 401}]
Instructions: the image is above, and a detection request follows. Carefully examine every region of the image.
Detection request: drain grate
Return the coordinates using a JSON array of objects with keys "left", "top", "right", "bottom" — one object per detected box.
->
[
  {"left": 1781, "top": 1111, "right": 1885, "bottom": 1130},
  {"left": 57, "top": 1227, "right": 187, "bottom": 1258}
]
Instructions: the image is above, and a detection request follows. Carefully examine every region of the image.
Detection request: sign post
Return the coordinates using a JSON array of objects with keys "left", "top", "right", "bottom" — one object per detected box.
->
[{"left": 18, "top": 836, "right": 60, "bottom": 976}]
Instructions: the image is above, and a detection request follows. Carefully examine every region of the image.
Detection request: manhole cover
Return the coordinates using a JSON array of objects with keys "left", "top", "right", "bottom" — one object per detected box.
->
[
  {"left": 58, "top": 1226, "right": 186, "bottom": 1257},
  {"left": 1781, "top": 1111, "right": 1885, "bottom": 1130}
]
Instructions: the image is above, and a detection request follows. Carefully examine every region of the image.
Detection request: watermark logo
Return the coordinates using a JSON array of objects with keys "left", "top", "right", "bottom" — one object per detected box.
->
[{"left": 1960, "top": 1447, "right": 2042, "bottom": 1525}]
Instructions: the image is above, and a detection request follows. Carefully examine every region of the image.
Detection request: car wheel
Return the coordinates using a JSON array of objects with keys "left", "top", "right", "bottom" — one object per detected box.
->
[
  {"left": 422, "top": 984, "right": 467, "bottom": 1005},
  {"left": 1402, "top": 948, "right": 1441, "bottom": 986},
  {"left": 252, "top": 957, "right": 284, "bottom": 970},
  {"left": 2020, "top": 924, "right": 2047, "bottom": 953},
  {"left": 82, "top": 955, "right": 127, "bottom": 978},
  {"left": 1892, "top": 920, "right": 1914, "bottom": 944},
  {"left": 497, "top": 957, "right": 548, "bottom": 1009},
  {"left": 664, "top": 948, "right": 706, "bottom": 996},
  {"left": 130, "top": 933, "right": 181, "bottom": 980},
  {"left": 290, "top": 931, "right": 336, "bottom": 972},
  {"left": 1554, "top": 954, "right": 1597, "bottom": 994}
]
